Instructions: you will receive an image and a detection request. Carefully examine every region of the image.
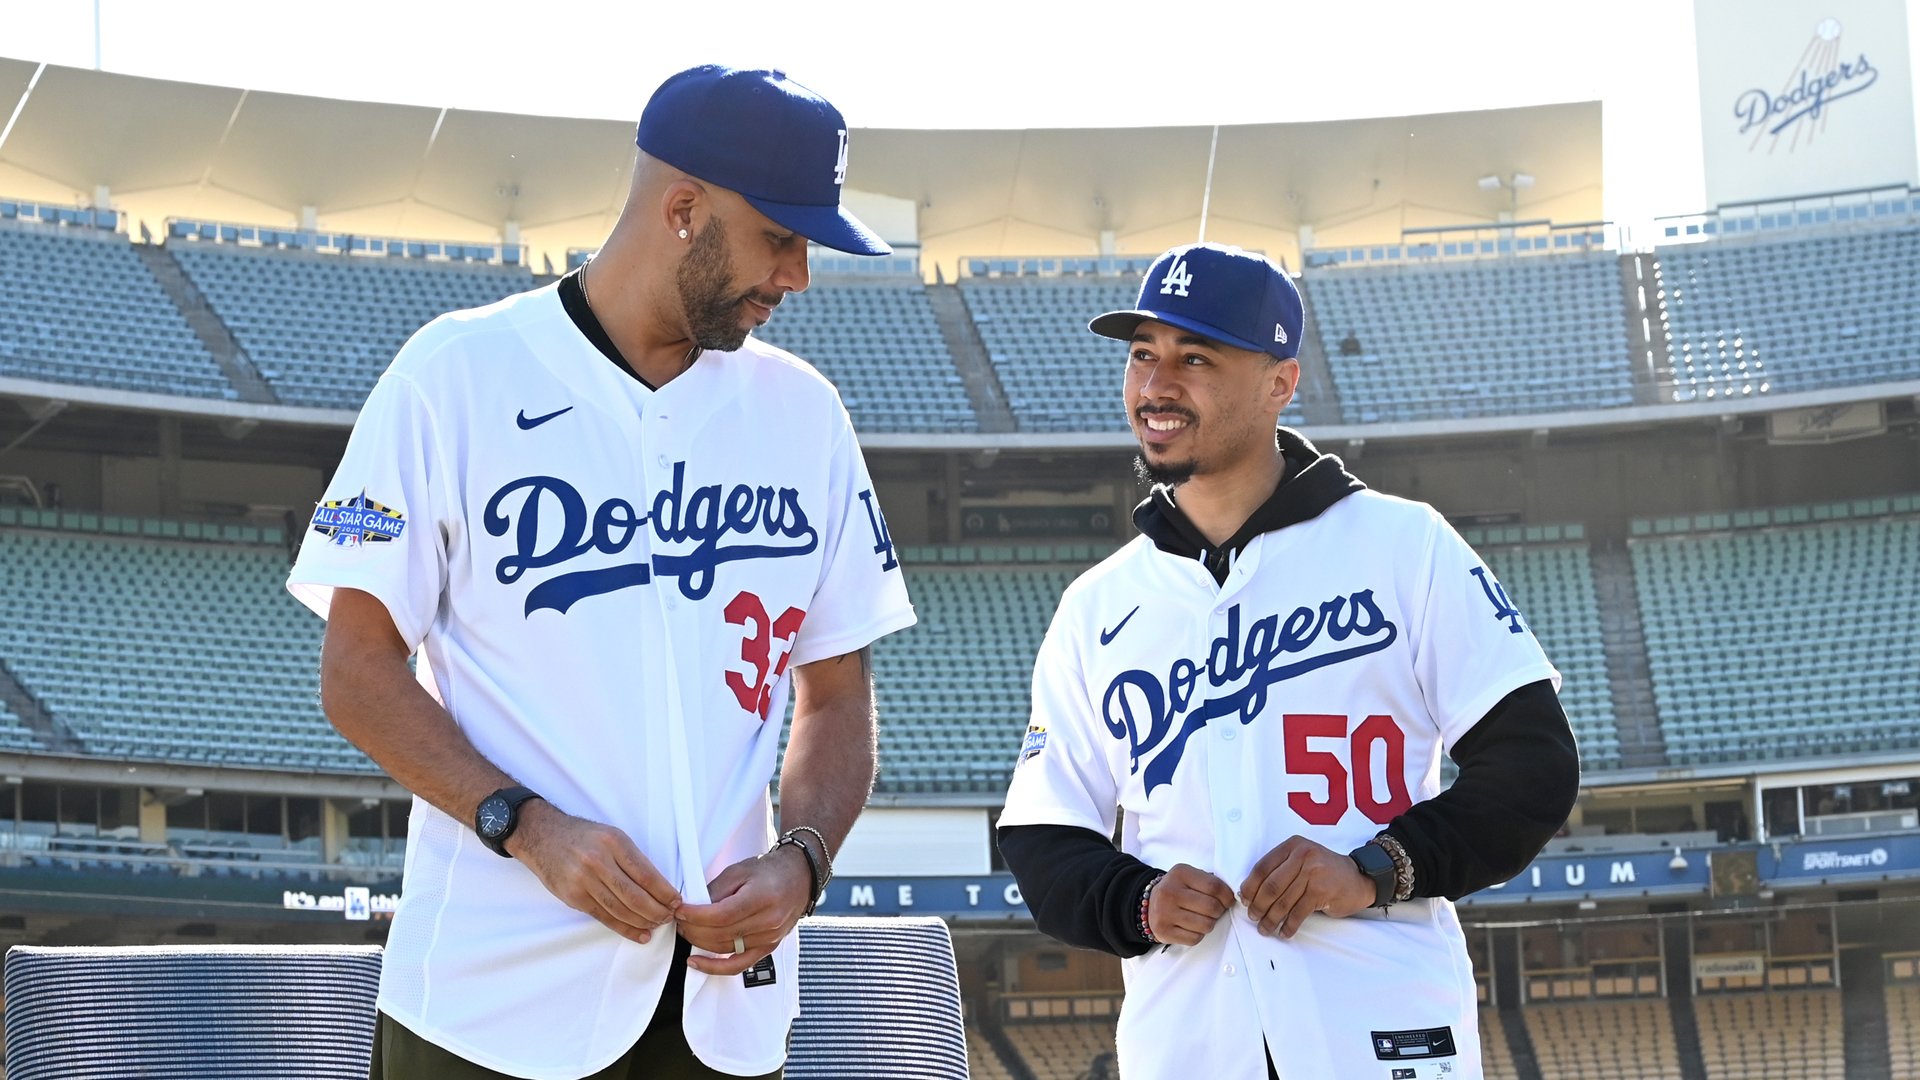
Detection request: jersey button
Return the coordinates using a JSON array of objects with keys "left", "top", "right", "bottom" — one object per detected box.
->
[
  {"left": 655, "top": 453, "right": 669, "bottom": 467},
  {"left": 1223, "top": 963, "right": 1237, "bottom": 977},
  {"left": 1220, "top": 727, "right": 1236, "bottom": 741},
  {"left": 1226, "top": 809, "right": 1241, "bottom": 823}
]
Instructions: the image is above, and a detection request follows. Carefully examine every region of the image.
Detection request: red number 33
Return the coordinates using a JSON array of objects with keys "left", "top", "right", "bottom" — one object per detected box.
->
[{"left": 725, "top": 591, "right": 807, "bottom": 720}]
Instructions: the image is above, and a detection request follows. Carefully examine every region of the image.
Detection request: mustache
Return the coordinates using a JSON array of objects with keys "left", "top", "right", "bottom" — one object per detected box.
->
[{"left": 742, "top": 290, "right": 782, "bottom": 310}]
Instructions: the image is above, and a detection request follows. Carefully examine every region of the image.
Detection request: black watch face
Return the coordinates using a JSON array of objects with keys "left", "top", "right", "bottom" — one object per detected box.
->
[{"left": 477, "top": 796, "right": 512, "bottom": 838}]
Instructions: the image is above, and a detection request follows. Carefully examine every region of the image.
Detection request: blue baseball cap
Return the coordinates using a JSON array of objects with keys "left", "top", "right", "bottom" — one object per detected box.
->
[
  {"left": 638, "top": 65, "right": 890, "bottom": 256},
  {"left": 1089, "top": 243, "right": 1304, "bottom": 360}
]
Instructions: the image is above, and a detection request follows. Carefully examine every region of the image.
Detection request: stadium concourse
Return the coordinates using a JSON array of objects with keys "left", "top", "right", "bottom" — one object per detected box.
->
[{"left": 2, "top": 143, "right": 1920, "bottom": 1080}]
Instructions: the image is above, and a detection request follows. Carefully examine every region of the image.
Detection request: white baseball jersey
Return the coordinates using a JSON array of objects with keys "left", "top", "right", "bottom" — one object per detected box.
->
[
  {"left": 288, "top": 281, "right": 915, "bottom": 1079},
  {"left": 1000, "top": 491, "right": 1557, "bottom": 1080}
]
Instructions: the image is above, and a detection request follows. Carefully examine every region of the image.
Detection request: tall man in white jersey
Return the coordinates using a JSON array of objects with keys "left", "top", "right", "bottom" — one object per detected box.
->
[
  {"left": 998, "top": 243, "right": 1580, "bottom": 1080},
  {"left": 289, "top": 66, "right": 915, "bottom": 1079}
]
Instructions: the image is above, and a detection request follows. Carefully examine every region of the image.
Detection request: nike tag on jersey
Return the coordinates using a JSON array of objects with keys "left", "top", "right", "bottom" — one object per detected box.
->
[
  {"left": 743, "top": 955, "right": 777, "bottom": 988},
  {"left": 1371, "top": 1027, "right": 1456, "bottom": 1060},
  {"left": 516, "top": 406, "right": 574, "bottom": 430}
]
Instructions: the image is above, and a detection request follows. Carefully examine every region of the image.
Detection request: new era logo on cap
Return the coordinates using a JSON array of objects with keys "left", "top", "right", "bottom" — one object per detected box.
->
[
  {"left": 1088, "top": 242, "right": 1304, "bottom": 361},
  {"left": 637, "top": 65, "right": 888, "bottom": 255}
]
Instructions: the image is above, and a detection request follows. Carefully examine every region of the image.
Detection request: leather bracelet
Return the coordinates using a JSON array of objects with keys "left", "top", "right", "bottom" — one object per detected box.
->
[
  {"left": 1375, "top": 833, "right": 1416, "bottom": 903},
  {"left": 784, "top": 825, "right": 835, "bottom": 883},
  {"left": 1137, "top": 872, "right": 1166, "bottom": 943},
  {"left": 773, "top": 835, "right": 823, "bottom": 916}
]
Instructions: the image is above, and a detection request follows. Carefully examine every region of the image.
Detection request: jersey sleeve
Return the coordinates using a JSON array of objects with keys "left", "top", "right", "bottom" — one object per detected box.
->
[
  {"left": 285, "top": 373, "right": 449, "bottom": 649},
  {"left": 785, "top": 421, "right": 915, "bottom": 667},
  {"left": 998, "top": 613, "right": 1118, "bottom": 837},
  {"left": 1409, "top": 507, "right": 1562, "bottom": 750}
]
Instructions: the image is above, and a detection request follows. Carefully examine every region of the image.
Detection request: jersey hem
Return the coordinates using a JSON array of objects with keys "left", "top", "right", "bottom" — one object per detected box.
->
[
  {"left": 1444, "top": 661, "right": 1563, "bottom": 750},
  {"left": 993, "top": 802, "right": 1109, "bottom": 835},
  {"left": 371, "top": 1000, "right": 647, "bottom": 1080},
  {"left": 285, "top": 570, "right": 425, "bottom": 648}
]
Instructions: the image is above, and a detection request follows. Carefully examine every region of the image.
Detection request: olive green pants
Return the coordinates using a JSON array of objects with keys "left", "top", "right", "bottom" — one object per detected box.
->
[{"left": 369, "top": 937, "right": 782, "bottom": 1079}]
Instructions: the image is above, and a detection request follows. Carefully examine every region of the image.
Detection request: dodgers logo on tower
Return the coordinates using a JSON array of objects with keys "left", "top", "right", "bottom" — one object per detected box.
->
[
  {"left": 1102, "top": 591, "right": 1398, "bottom": 794},
  {"left": 309, "top": 490, "right": 406, "bottom": 547}
]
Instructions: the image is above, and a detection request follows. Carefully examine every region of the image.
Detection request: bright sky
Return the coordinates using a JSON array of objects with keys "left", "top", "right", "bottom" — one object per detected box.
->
[{"left": 6, "top": 0, "right": 1915, "bottom": 225}]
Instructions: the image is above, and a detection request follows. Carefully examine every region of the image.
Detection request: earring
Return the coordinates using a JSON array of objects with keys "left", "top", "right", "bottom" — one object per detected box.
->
[{"left": 678, "top": 228, "right": 689, "bottom": 240}]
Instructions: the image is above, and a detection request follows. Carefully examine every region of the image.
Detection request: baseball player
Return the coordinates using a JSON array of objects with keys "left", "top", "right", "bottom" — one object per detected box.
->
[
  {"left": 997, "top": 243, "right": 1580, "bottom": 1080},
  {"left": 289, "top": 66, "right": 914, "bottom": 1079}
]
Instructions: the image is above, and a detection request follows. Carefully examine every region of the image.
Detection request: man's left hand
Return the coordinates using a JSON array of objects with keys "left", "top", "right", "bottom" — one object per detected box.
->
[
  {"left": 674, "top": 844, "right": 813, "bottom": 975},
  {"left": 1238, "top": 835, "right": 1377, "bottom": 938}
]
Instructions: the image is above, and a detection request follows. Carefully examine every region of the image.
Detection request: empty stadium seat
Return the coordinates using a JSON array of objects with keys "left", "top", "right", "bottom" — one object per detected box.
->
[
  {"left": 960, "top": 276, "right": 1307, "bottom": 433},
  {"left": 1887, "top": 979, "right": 1920, "bottom": 1079},
  {"left": 1476, "top": 541, "right": 1622, "bottom": 769},
  {"left": 1307, "top": 253, "right": 1635, "bottom": 423},
  {"left": 1632, "top": 510, "right": 1920, "bottom": 764},
  {"left": 1522, "top": 997, "right": 1681, "bottom": 1080},
  {"left": 1652, "top": 227, "right": 1920, "bottom": 398},
  {"left": 0, "top": 526, "right": 363, "bottom": 772},
  {"left": 0, "top": 224, "right": 229, "bottom": 398},
  {"left": 752, "top": 277, "right": 978, "bottom": 433},
  {"left": 1002, "top": 1018, "right": 1116, "bottom": 1080},
  {"left": 1693, "top": 988, "right": 1844, "bottom": 1080},
  {"left": 169, "top": 240, "right": 534, "bottom": 410},
  {"left": 1479, "top": 1007, "right": 1519, "bottom": 1080}
]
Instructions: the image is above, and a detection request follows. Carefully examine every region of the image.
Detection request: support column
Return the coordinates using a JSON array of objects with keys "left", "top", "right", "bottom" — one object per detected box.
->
[
  {"left": 137, "top": 790, "right": 168, "bottom": 845},
  {"left": 156, "top": 416, "right": 183, "bottom": 517},
  {"left": 322, "top": 798, "right": 354, "bottom": 863}
]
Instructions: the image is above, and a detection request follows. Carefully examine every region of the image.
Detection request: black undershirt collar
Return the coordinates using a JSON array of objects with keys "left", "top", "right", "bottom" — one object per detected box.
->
[{"left": 557, "top": 267, "right": 675, "bottom": 391}]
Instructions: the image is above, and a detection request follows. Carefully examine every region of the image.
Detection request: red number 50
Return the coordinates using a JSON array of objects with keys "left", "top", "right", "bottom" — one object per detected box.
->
[
  {"left": 725, "top": 591, "right": 807, "bottom": 720},
  {"left": 1283, "top": 713, "right": 1413, "bottom": 826}
]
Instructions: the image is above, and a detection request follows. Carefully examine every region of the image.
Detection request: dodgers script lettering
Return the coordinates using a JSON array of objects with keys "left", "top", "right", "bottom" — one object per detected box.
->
[
  {"left": 483, "top": 463, "right": 818, "bottom": 614},
  {"left": 1102, "top": 592, "right": 1398, "bottom": 794}
]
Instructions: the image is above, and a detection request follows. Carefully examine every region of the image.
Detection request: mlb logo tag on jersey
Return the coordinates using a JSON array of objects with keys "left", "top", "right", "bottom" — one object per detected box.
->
[
  {"left": 1370, "top": 1027, "right": 1457, "bottom": 1060},
  {"left": 310, "top": 490, "right": 406, "bottom": 547},
  {"left": 743, "top": 955, "right": 777, "bottom": 988}
]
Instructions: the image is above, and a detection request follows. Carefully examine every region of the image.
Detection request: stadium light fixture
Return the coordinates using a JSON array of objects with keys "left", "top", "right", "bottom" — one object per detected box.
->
[
  {"left": 1668, "top": 847, "right": 1689, "bottom": 872},
  {"left": 1477, "top": 175, "right": 1502, "bottom": 192}
]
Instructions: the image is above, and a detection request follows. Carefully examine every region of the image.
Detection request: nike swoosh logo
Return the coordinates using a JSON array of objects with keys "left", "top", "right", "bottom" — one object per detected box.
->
[
  {"left": 1100, "top": 605, "right": 1141, "bottom": 646},
  {"left": 516, "top": 406, "right": 573, "bottom": 430}
]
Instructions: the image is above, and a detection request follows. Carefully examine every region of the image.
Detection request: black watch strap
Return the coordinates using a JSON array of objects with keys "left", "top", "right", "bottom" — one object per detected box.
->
[
  {"left": 476, "top": 785, "right": 542, "bottom": 858},
  {"left": 1349, "top": 840, "right": 1396, "bottom": 909}
]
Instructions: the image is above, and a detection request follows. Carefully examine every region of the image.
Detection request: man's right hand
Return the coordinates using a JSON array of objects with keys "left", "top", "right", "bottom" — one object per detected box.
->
[
  {"left": 1146, "top": 863, "right": 1236, "bottom": 947},
  {"left": 505, "top": 801, "right": 682, "bottom": 945}
]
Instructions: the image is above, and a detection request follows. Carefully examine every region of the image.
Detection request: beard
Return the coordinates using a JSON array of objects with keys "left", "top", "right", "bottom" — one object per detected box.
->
[
  {"left": 1133, "top": 451, "right": 1196, "bottom": 487},
  {"left": 676, "top": 216, "right": 766, "bottom": 353}
]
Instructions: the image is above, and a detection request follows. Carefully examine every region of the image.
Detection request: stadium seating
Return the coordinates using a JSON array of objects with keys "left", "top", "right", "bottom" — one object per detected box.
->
[
  {"left": 1522, "top": 998, "right": 1682, "bottom": 1080},
  {"left": 1474, "top": 535, "right": 1621, "bottom": 769},
  {"left": 168, "top": 240, "right": 534, "bottom": 410},
  {"left": 0, "top": 224, "right": 230, "bottom": 398},
  {"left": 1693, "top": 988, "right": 1844, "bottom": 1080},
  {"left": 960, "top": 276, "right": 1308, "bottom": 432},
  {"left": 867, "top": 560, "right": 1084, "bottom": 794},
  {"left": 750, "top": 278, "right": 978, "bottom": 433},
  {"left": 1651, "top": 227, "right": 1920, "bottom": 398},
  {"left": 965, "top": 1028, "right": 1016, "bottom": 1080},
  {"left": 1002, "top": 1020, "right": 1116, "bottom": 1080},
  {"left": 1888, "top": 979, "right": 1920, "bottom": 1079},
  {"left": 1306, "top": 253, "right": 1635, "bottom": 423},
  {"left": 0, "top": 699, "right": 41, "bottom": 751},
  {"left": 1632, "top": 505, "right": 1920, "bottom": 764},
  {"left": 0, "top": 526, "right": 364, "bottom": 771},
  {"left": 1479, "top": 1007, "right": 1519, "bottom": 1080}
]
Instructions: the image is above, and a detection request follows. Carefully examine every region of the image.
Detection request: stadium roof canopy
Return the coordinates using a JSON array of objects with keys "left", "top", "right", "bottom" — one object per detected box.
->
[{"left": 0, "top": 57, "right": 1601, "bottom": 274}]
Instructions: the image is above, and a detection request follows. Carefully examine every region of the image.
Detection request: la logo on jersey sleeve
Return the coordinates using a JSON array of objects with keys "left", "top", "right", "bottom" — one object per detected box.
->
[{"left": 309, "top": 490, "right": 406, "bottom": 548}]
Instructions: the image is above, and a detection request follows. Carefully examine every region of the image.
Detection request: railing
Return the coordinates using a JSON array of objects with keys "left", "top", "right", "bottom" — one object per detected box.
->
[
  {"left": 165, "top": 217, "right": 523, "bottom": 267},
  {"left": 1304, "top": 219, "right": 1616, "bottom": 269},
  {"left": 1645, "top": 183, "right": 1919, "bottom": 247},
  {"left": 0, "top": 198, "right": 119, "bottom": 231},
  {"left": 1000, "top": 991, "right": 1123, "bottom": 1021},
  {"left": 0, "top": 830, "right": 403, "bottom": 882},
  {"left": 961, "top": 254, "right": 1165, "bottom": 279}
]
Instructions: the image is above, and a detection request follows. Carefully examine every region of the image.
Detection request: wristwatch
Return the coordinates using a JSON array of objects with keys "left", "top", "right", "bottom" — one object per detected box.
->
[
  {"left": 1349, "top": 840, "right": 1396, "bottom": 909},
  {"left": 474, "top": 786, "right": 543, "bottom": 858}
]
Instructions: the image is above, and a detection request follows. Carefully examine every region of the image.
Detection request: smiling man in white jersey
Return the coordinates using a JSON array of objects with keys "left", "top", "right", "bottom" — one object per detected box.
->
[
  {"left": 289, "top": 66, "right": 915, "bottom": 1079},
  {"left": 997, "top": 243, "right": 1580, "bottom": 1080}
]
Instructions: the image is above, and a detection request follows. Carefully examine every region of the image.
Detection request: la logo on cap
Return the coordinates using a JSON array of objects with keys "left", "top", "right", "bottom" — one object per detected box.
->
[{"left": 834, "top": 129, "right": 849, "bottom": 186}]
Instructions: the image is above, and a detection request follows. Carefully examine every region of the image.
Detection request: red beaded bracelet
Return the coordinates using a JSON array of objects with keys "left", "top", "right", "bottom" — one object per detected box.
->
[{"left": 1138, "top": 872, "right": 1167, "bottom": 943}]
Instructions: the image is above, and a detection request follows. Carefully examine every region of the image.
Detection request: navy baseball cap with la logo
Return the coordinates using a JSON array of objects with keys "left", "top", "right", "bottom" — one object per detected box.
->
[
  {"left": 638, "top": 65, "right": 890, "bottom": 256},
  {"left": 1089, "top": 242, "right": 1304, "bottom": 360}
]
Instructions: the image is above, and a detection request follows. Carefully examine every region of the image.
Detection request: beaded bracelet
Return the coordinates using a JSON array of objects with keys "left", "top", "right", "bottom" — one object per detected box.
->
[
  {"left": 1374, "top": 833, "right": 1416, "bottom": 903},
  {"left": 1137, "top": 872, "right": 1167, "bottom": 943}
]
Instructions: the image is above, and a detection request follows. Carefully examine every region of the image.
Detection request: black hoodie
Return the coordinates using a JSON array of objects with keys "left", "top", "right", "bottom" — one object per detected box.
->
[{"left": 997, "top": 430, "right": 1580, "bottom": 958}]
